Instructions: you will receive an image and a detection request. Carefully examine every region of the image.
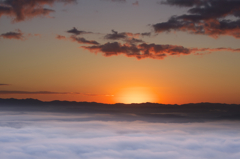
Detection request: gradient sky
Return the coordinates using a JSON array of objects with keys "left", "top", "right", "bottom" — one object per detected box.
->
[{"left": 1, "top": 0, "right": 240, "bottom": 104}]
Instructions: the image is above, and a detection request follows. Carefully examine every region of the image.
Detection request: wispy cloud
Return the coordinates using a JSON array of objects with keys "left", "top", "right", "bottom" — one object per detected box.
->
[
  {"left": 67, "top": 27, "right": 93, "bottom": 36},
  {"left": 56, "top": 34, "right": 67, "bottom": 40},
  {"left": 0, "top": 29, "right": 24, "bottom": 40},
  {"left": 132, "top": 1, "right": 139, "bottom": 6},
  {"left": 154, "top": 0, "right": 240, "bottom": 38},
  {"left": 81, "top": 41, "right": 240, "bottom": 60},
  {"left": 70, "top": 36, "right": 99, "bottom": 45},
  {"left": 0, "top": 30, "right": 40, "bottom": 40},
  {"left": 0, "top": 90, "right": 113, "bottom": 96},
  {"left": 104, "top": 30, "right": 141, "bottom": 40},
  {"left": 110, "top": 0, "right": 126, "bottom": 2},
  {"left": 56, "top": 34, "right": 99, "bottom": 45},
  {"left": 0, "top": 84, "right": 10, "bottom": 86},
  {"left": 0, "top": 0, "right": 76, "bottom": 22}
]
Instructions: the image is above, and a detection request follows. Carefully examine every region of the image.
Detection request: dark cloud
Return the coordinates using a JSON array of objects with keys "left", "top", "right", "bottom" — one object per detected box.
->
[
  {"left": 70, "top": 36, "right": 99, "bottom": 45},
  {"left": 56, "top": 33, "right": 99, "bottom": 45},
  {"left": 0, "top": 84, "right": 10, "bottom": 86},
  {"left": 0, "top": 0, "right": 75, "bottom": 22},
  {"left": 126, "top": 38, "right": 144, "bottom": 44},
  {"left": 0, "top": 90, "right": 71, "bottom": 95},
  {"left": 0, "top": 30, "right": 40, "bottom": 40},
  {"left": 81, "top": 41, "right": 240, "bottom": 60},
  {"left": 160, "top": 0, "right": 201, "bottom": 7},
  {"left": 154, "top": 0, "right": 240, "bottom": 38},
  {"left": 104, "top": 30, "right": 145, "bottom": 40},
  {"left": 0, "top": 30, "right": 24, "bottom": 40},
  {"left": 141, "top": 32, "right": 151, "bottom": 36},
  {"left": 104, "top": 30, "right": 129, "bottom": 40},
  {"left": 0, "top": 90, "right": 111, "bottom": 96},
  {"left": 67, "top": 27, "right": 92, "bottom": 35},
  {"left": 104, "top": 30, "right": 149, "bottom": 45},
  {"left": 82, "top": 42, "right": 144, "bottom": 59}
]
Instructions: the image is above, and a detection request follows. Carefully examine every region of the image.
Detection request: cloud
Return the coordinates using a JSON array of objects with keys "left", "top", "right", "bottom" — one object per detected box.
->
[
  {"left": 0, "top": 84, "right": 10, "bottom": 86},
  {"left": 111, "top": 0, "right": 126, "bottom": 2},
  {"left": 56, "top": 33, "right": 99, "bottom": 45},
  {"left": 104, "top": 30, "right": 147, "bottom": 41},
  {"left": 0, "top": 0, "right": 75, "bottom": 22},
  {"left": 0, "top": 29, "right": 24, "bottom": 40},
  {"left": 160, "top": 0, "right": 200, "bottom": 7},
  {"left": 82, "top": 42, "right": 143, "bottom": 59},
  {"left": 67, "top": 27, "right": 92, "bottom": 35},
  {"left": 81, "top": 41, "right": 240, "bottom": 60},
  {"left": 70, "top": 36, "right": 99, "bottom": 45},
  {"left": 132, "top": 1, "right": 139, "bottom": 6},
  {"left": 0, "top": 30, "right": 41, "bottom": 40},
  {"left": 56, "top": 34, "right": 67, "bottom": 40},
  {"left": 104, "top": 30, "right": 130, "bottom": 40},
  {"left": 141, "top": 32, "right": 151, "bottom": 36},
  {"left": 154, "top": 0, "right": 240, "bottom": 38},
  {"left": 0, "top": 90, "right": 111, "bottom": 96},
  {"left": 0, "top": 111, "right": 240, "bottom": 159},
  {"left": 126, "top": 38, "right": 144, "bottom": 44}
]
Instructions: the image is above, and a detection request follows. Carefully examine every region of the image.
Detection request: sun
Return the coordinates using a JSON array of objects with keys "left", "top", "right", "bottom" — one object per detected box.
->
[{"left": 115, "top": 87, "right": 157, "bottom": 104}]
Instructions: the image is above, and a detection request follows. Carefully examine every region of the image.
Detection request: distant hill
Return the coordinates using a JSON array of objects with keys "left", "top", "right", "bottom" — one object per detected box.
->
[{"left": 0, "top": 98, "right": 240, "bottom": 122}]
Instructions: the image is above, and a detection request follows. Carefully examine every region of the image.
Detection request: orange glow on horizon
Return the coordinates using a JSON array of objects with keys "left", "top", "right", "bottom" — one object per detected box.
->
[{"left": 115, "top": 87, "right": 158, "bottom": 104}]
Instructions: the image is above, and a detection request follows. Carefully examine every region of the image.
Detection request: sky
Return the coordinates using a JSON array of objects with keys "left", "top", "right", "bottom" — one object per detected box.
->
[{"left": 1, "top": 0, "right": 240, "bottom": 104}]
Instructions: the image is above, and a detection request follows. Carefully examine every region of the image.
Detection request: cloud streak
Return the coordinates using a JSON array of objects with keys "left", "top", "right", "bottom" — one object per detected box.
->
[
  {"left": 0, "top": 84, "right": 10, "bottom": 86},
  {"left": 0, "top": 90, "right": 112, "bottom": 96},
  {"left": 56, "top": 34, "right": 67, "bottom": 40},
  {"left": 154, "top": 0, "right": 240, "bottom": 38},
  {"left": 0, "top": 30, "right": 41, "bottom": 40},
  {"left": 104, "top": 30, "right": 147, "bottom": 41},
  {"left": 132, "top": 1, "right": 139, "bottom": 6},
  {"left": 81, "top": 42, "right": 240, "bottom": 60},
  {"left": 56, "top": 34, "right": 99, "bottom": 45},
  {"left": 70, "top": 36, "right": 99, "bottom": 45},
  {"left": 67, "top": 27, "right": 92, "bottom": 36},
  {"left": 0, "top": 29, "right": 24, "bottom": 40}
]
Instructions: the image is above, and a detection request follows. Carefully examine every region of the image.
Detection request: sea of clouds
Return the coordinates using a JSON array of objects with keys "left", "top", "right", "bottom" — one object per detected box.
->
[{"left": 0, "top": 111, "right": 240, "bottom": 159}]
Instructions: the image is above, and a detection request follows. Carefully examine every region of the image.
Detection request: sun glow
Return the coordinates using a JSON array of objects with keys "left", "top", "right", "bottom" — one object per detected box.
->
[{"left": 115, "top": 87, "right": 157, "bottom": 104}]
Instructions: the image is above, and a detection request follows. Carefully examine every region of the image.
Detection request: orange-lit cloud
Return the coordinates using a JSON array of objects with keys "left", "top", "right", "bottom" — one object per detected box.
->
[
  {"left": 81, "top": 41, "right": 240, "bottom": 60},
  {"left": 0, "top": 0, "right": 75, "bottom": 22},
  {"left": 154, "top": 0, "right": 240, "bottom": 38},
  {"left": 56, "top": 35, "right": 67, "bottom": 40}
]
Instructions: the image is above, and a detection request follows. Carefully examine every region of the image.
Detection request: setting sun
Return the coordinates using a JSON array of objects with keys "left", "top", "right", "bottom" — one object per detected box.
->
[{"left": 115, "top": 87, "right": 157, "bottom": 104}]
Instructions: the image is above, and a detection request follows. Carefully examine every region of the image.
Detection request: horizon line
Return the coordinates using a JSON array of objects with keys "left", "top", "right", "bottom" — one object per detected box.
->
[{"left": 0, "top": 97, "right": 239, "bottom": 106}]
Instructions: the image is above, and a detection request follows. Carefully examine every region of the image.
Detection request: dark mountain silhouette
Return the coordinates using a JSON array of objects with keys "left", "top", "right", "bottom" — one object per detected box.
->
[{"left": 0, "top": 98, "right": 240, "bottom": 122}]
